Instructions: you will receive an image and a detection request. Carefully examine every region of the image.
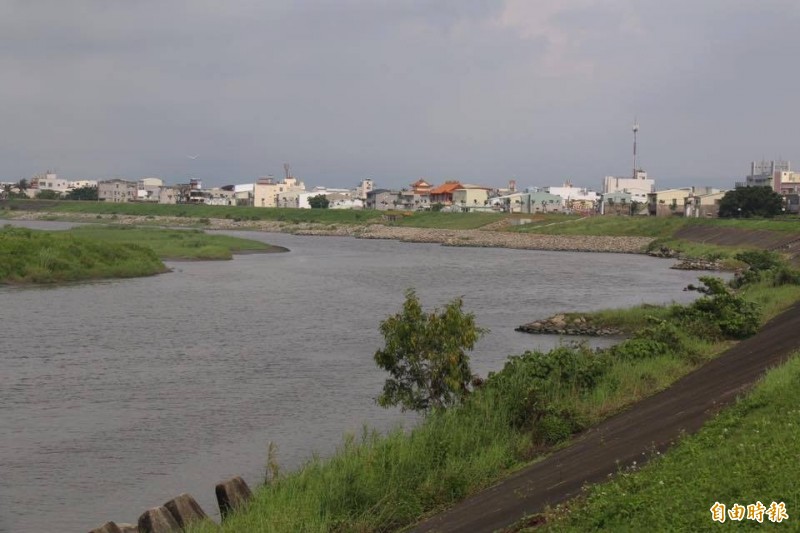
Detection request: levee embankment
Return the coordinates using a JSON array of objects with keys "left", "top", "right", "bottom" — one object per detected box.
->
[
  {"left": 675, "top": 225, "right": 800, "bottom": 263},
  {"left": 413, "top": 301, "right": 800, "bottom": 533}
]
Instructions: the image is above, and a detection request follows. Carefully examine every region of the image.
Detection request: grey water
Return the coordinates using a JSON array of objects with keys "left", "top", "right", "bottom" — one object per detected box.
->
[{"left": 0, "top": 223, "right": 711, "bottom": 532}]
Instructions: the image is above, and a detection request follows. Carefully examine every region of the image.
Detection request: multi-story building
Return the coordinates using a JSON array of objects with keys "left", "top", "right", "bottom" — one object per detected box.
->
[
  {"left": 33, "top": 172, "right": 70, "bottom": 195},
  {"left": 545, "top": 181, "right": 600, "bottom": 211},
  {"left": 98, "top": 179, "right": 137, "bottom": 202},
  {"left": 774, "top": 170, "right": 800, "bottom": 195},
  {"left": 253, "top": 176, "right": 306, "bottom": 208},
  {"left": 354, "top": 179, "right": 374, "bottom": 201},
  {"left": 452, "top": 186, "right": 491, "bottom": 211},
  {"left": 602, "top": 170, "right": 655, "bottom": 204},
  {"left": 429, "top": 181, "right": 463, "bottom": 205},
  {"left": 736, "top": 160, "right": 791, "bottom": 189},
  {"left": 137, "top": 177, "right": 164, "bottom": 201},
  {"left": 366, "top": 189, "right": 399, "bottom": 210}
]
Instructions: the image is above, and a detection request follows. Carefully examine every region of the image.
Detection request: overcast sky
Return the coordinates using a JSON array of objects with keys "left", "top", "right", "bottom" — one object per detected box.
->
[{"left": 2, "top": 1, "right": 798, "bottom": 190}]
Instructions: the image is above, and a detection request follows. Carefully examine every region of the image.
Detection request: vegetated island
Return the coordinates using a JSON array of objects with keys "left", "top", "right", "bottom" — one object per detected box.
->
[{"left": 0, "top": 225, "right": 284, "bottom": 285}]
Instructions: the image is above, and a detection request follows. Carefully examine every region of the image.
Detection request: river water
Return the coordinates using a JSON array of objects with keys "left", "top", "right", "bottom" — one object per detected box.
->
[{"left": 0, "top": 224, "right": 709, "bottom": 532}]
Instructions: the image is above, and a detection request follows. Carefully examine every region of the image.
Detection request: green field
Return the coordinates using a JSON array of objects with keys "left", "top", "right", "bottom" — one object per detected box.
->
[
  {"left": 538, "top": 351, "right": 800, "bottom": 532},
  {"left": 0, "top": 225, "right": 278, "bottom": 284}
]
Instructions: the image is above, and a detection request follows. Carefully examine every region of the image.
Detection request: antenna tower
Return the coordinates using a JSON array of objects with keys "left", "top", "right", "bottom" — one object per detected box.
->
[
  {"left": 632, "top": 119, "right": 639, "bottom": 179},
  {"left": 284, "top": 163, "right": 290, "bottom": 180}
]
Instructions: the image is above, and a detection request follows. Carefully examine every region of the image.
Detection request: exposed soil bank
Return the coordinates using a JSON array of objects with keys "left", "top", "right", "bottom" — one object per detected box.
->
[{"left": 412, "top": 301, "right": 800, "bottom": 533}]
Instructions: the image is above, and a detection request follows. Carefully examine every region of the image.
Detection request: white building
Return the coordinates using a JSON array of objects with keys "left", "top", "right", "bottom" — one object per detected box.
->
[
  {"left": 602, "top": 170, "right": 655, "bottom": 204},
  {"left": 545, "top": 181, "right": 600, "bottom": 209},
  {"left": 137, "top": 177, "right": 164, "bottom": 201},
  {"left": 34, "top": 172, "right": 70, "bottom": 194},
  {"left": 68, "top": 179, "right": 97, "bottom": 190},
  {"left": 354, "top": 179, "right": 374, "bottom": 201}
]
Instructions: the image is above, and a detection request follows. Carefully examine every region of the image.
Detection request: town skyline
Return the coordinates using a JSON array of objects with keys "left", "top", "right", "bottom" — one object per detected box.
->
[{"left": 2, "top": 1, "right": 798, "bottom": 189}]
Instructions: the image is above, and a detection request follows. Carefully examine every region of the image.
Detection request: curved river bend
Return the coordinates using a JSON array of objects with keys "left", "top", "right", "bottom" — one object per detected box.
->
[{"left": 1, "top": 226, "right": 709, "bottom": 532}]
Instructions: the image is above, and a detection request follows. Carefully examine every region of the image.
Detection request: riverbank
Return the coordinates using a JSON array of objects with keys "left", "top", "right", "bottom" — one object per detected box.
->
[
  {"left": 181, "top": 257, "right": 800, "bottom": 532},
  {"left": 5, "top": 211, "right": 655, "bottom": 254}
]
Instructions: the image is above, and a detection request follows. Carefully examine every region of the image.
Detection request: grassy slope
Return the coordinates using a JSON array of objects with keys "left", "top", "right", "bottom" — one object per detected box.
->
[
  {"left": 539, "top": 351, "right": 800, "bottom": 532},
  {"left": 391, "top": 211, "right": 506, "bottom": 229},
  {"left": 509, "top": 215, "right": 800, "bottom": 237}
]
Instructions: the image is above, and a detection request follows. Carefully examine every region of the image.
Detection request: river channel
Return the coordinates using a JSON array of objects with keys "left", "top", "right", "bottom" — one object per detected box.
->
[{"left": 1, "top": 223, "right": 711, "bottom": 532}]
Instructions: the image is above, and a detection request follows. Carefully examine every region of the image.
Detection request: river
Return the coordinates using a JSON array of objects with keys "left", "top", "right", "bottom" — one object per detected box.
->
[{"left": 0, "top": 224, "right": 710, "bottom": 532}]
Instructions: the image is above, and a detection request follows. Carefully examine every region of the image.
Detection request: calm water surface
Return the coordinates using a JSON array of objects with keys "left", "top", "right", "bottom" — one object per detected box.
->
[{"left": 0, "top": 224, "right": 710, "bottom": 532}]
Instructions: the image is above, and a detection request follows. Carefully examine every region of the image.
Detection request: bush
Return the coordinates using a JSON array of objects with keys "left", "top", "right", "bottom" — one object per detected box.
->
[
  {"left": 734, "top": 250, "right": 782, "bottom": 271},
  {"left": 674, "top": 277, "right": 761, "bottom": 339}
]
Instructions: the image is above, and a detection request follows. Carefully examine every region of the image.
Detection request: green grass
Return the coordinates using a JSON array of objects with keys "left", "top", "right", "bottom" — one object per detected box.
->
[
  {"left": 0, "top": 225, "right": 278, "bottom": 284},
  {"left": 0, "top": 226, "right": 167, "bottom": 283},
  {"left": 538, "top": 351, "right": 800, "bottom": 532},
  {"left": 391, "top": 211, "right": 506, "bottom": 229},
  {"left": 187, "top": 272, "right": 800, "bottom": 532},
  {"left": 509, "top": 216, "right": 689, "bottom": 237},
  {"left": 510, "top": 215, "right": 800, "bottom": 238},
  {"left": 66, "top": 225, "right": 277, "bottom": 260}
]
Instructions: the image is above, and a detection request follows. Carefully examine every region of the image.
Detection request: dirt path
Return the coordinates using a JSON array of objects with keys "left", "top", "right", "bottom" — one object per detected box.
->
[{"left": 411, "top": 302, "right": 800, "bottom": 533}]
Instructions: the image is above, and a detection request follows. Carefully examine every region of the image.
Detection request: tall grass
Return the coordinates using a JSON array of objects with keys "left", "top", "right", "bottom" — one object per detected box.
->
[
  {"left": 0, "top": 225, "right": 277, "bottom": 284},
  {"left": 0, "top": 226, "right": 167, "bottom": 283},
  {"left": 67, "top": 225, "right": 276, "bottom": 260},
  {"left": 540, "top": 351, "right": 800, "bottom": 532}
]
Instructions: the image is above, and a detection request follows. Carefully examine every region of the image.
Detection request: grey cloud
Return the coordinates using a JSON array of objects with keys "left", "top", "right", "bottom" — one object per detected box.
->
[{"left": 1, "top": 1, "right": 798, "bottom": 189}]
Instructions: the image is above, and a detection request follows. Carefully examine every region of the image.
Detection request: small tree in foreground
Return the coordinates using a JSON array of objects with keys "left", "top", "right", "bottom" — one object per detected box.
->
[{"left": 374, "top": 289, "right": 486, "bottom": 412}]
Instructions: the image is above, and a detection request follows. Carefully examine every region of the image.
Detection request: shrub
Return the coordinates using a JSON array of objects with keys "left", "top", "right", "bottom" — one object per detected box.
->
[{"left": 674, "top": 277, "right": 761, "bottom": 339}]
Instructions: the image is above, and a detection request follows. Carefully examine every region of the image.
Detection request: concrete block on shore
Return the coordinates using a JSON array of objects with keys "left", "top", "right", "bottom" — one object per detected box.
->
[
  {"left": 138, "top": 505, "right": 181, "bottom": 533},
  {"left": 89, "top": 522, "right": 123, "bottom": 533},
  {"left": 215, "top": 476, "right": 253, "bottom": 519},
  {"left": 164, "top": 493, "right": 211, "bottom": 529}
]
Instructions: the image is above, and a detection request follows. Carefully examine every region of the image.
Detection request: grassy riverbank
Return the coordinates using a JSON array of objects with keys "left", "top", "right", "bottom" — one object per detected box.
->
[
  {"left": 0, "top": 225, "right": 277, "bottom": 284},
  {"left": 536, "top": 350, "right": 800, "bottom": 531},
  {"left": 187, "top": 257, "right": 800, "bottom": 533}
]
